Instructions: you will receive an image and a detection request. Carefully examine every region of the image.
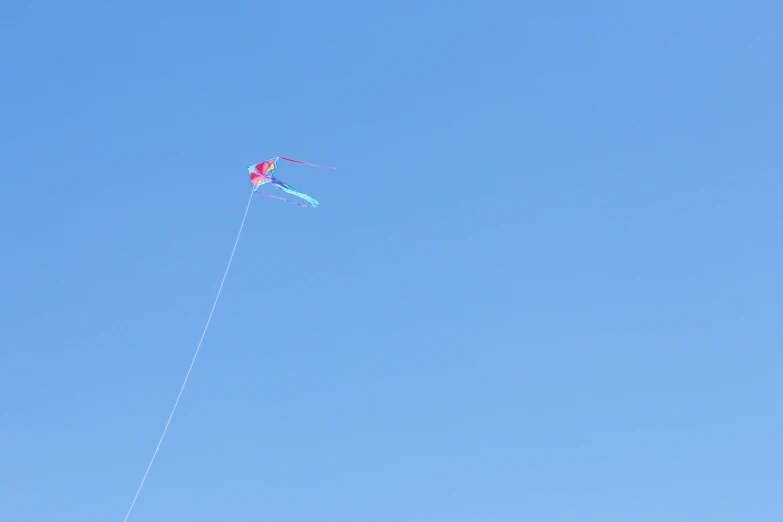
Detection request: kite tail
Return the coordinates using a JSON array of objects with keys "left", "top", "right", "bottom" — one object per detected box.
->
[
  {"left": 268, "top": 176, "right": 320, "bottom": 208},
  {"left": 279, "top": 156, "right": 337, "bottom": 170},
  {"left": 255, "top": 191, "right": 314, "bottom": 208}
]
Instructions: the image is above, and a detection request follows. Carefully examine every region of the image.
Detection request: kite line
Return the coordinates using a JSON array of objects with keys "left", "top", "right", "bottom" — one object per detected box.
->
[{"left": 122, "top": 189, "right": 254, "bottom": 522}]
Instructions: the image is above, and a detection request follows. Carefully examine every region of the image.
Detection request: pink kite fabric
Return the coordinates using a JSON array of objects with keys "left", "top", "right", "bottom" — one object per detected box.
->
[{"left": 248, "top": 156, "right": 335, "bottom": 208}]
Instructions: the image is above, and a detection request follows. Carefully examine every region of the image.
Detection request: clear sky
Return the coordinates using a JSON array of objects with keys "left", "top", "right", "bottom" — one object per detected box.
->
[{"left": 2, "top": 1, "right": 782, "bottom": 521}]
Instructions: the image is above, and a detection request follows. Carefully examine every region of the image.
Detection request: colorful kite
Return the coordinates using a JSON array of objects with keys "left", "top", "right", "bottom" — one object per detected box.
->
[
  {"left": 122, "top": 154, "right": 336, "bottom": 522},
  {"left": 249, "top": 156, "right": 335, "bottom": 208}
]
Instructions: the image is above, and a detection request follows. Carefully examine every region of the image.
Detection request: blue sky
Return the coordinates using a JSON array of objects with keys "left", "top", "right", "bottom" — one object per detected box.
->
[{"left": 2, "top": 1, "right": 782, "bottom": 521}]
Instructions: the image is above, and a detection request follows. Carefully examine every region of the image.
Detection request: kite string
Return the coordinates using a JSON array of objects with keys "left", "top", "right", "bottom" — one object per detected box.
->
[{"left": 122, "top": 189, "right": 254, "bottom": 522}]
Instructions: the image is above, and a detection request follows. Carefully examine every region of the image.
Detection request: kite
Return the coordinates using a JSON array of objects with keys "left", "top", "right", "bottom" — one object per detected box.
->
[
  {"left": 121, "top": 154, "right": 336, "bottom": 522},
  {"left": 249, "top": 156, "right": 335, "bottom": 208}
]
